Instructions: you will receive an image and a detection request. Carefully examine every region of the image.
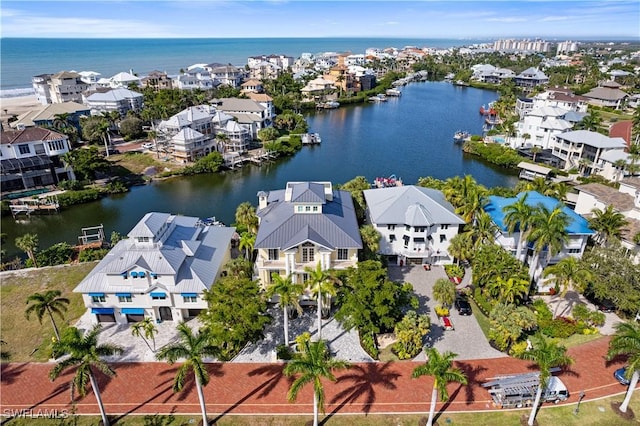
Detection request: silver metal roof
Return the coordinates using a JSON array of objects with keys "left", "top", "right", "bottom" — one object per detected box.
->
[{"left": 363, "top": 186, "right": 465, "bottom": 226}]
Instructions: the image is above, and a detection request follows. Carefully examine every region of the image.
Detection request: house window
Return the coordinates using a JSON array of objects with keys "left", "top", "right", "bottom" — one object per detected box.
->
[
  {"left": 567, "top": 248, "right": 581, "bottom": 254},
  {"left": 297, "top": 206, "right": 304, "bottom": 212},
  {"left": 337, "top": 249, "right": 348, "bottom": 260},
  {"left": 389, "top": 234, "right": 396, "bottom": 242},
  {"left": 151, "top": 294, "right": 166, "bottom": 300},
  {"left": 312, "top": 206, "right": 319, "bottom": 212},
  {"left": 183, "top": 295, "right": 198, "bottom": 303},
  {"left": 387, "top": 224, "right": 395, "bottom": 231},
  {"left": 268, "top": 249, "right": 279, "bottom": 260},
  {"left": 403, "top": 235, "right": 410, "bottom": 248},
  {"left": 302, "top": 243, "right": 315, "bottom": 262},
  {"left": 118, "top": 295, "right": 132, "bottom": 303},
  {"left": 440, "top": 234, "right": 447, "bottom": 243},
  {"left": 441, "top": 224, "right": 449, "bottom": 230},
  {"left": 300, "top": 273, "right": 309, "bottom": 283},
  {"left": 415, "top": 227, "right": 425, "bottom": 232},
  {"left": 91, "top": 295, "right": 106, "bottom": 303},
  {"left": 18, "top": 144, "right": 30, "bottom": 155}
]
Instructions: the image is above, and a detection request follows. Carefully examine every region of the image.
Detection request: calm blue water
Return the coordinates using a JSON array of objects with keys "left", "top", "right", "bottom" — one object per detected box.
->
[
  {"left": 1, "top": 81, "right": 516, "bottom": 258},
  {"left": 0, "top": 37, "right": 488, "bottom": 93}
]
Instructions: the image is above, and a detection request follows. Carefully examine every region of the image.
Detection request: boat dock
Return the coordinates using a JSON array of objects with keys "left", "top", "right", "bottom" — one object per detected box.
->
[
  {"left": 8, "top": 192, "right": 63, "bottom": 218},
  {"left": 302, "top": 133, "right": 322, "bottom": 145},
  {"left": 224, "top": 148, "right": 276, "bottom": 169}
]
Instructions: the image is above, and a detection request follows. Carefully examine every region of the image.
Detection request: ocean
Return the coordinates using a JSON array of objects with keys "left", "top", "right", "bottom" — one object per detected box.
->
[{"left": 0, "top": 37, "right": 489, "bottom": 96}]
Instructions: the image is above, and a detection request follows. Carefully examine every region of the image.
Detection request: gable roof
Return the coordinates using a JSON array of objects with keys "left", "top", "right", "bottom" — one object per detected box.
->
[
  {"left": 255, "top": 184, "right": 362, "bottom": 250},
  {"left": 484, "top": 191, "right": 593, "bottom": 235},
  {"left": 363, "top": 185, "right": 465, "bottom": 226},
  {"left": 86, "top": 88, "right": 143, "bottom": 102},
  {"left": 215, "top": 98, "right": 265, "bottom": 113},
  {"left": 576, "top": 183, "right": 636, "bottom": 212},
  {"left": 0, "top": 127, "right": 66, "bottom": 145},
  {"left": 555, "top": 130, "right": 627, "bottom": 149},
  {"left": 11, "top": 102, "right": 90, "bottom": 127}
]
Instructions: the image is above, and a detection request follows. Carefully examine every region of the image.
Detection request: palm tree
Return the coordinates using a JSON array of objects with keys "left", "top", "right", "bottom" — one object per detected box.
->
[
  {"left": 156, "top": 322, "right": 220, "bottom": 426},
  {"left": 448, "top": 233, "right": 474, "bottom": 265},
  {"left": 96, "top": 118, "right": 111, "bottom": 158},
  {"left": 412, "top": 347, "right": 468, "bottom": 426},
  {"left": 238, "top": 231, "right": 255, "bottom": 260},
  {"left": 530, "top": 146, "right": 542, "bottom": 162},
  {"left": 432, "top": 278, "right": 456, "bottom": 308},
  {"left": 613, "top": 158, "right": 628, "bottom": 181},
  {"left": 49, "top": 325, "right": 124, "bottom": 426},
  {"left": 283, "top": 338, "right": 350, "bottom": 426},
  {"left": 359, "top": 224, "right": 381, "bottom": 261},
  {"left": 503, "top": 192, "right": 533, "bottom": 262},
  {"left": 131, "top": 317, "right": 158, "bottom": 352},
  {"left": 15, "top": 233, "right": 39, "bottom": 267},
  {"left": 542, "top": 256, "right": 592, "bottom": 297},
  {"left": 519, "top": 333, "right": 574, "bottom": 426},
  {"left": 25, "top": 290, "right": 70, "bottom": 341},
  {"left": 527, "top": 205, "right": 570, "bottom": 282},
  {"left": 266, "top": 273, "right": 304, "bottom": 347},
  {"left": 606, "top": 321, "right": 640, "bottom": 414},
  {"left": 305, "top": 262, "right": 339, "bottom": 341},
  {"left": 588, "top": 205, "right": 628, "bottom": 246},
  {"left": 485, "top": 276, "right": 529, "bottom": 304},
  {"left": 235, "top": 201, "right": 258, "bottom": 234}
]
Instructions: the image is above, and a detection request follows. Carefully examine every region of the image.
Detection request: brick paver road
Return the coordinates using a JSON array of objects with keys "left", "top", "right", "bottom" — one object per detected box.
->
[{"left": 1, "top": 337, "right": 635, "bottom": 419}]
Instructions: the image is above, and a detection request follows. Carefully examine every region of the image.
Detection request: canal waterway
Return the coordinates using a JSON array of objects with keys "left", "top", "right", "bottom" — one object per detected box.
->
[{"left": 2, "top": 81, "right": 518, "bottom": 258}]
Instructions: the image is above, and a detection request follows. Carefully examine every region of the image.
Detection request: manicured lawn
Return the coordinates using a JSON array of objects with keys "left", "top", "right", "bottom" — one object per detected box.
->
[
  {"left": 560, "top": 332, "right": 604, "bottom": 348},
  {"left": 470, "top": 297, "right": 491, "bottom": 339},
  {"left": 0, "top": 262, "right": 97, "bottom": 361},
  {"left": 2, "top": 395, "right": 638, "bottom": 425}
]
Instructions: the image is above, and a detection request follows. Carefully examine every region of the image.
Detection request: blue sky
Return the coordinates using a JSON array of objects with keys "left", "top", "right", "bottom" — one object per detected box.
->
[{"left": 1, "top": 1, "right": 639, "bottom": 39}]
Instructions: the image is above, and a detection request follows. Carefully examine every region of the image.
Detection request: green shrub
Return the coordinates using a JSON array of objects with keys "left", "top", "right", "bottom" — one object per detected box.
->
[
  {"left": 444, "top": 264, "right": 464, "bottom": 279},
  {"left": 509, "top": 340, "right": 529, "bottom": 358},
  {"left": 434, "top": 305, "right": 450, "bottom": 317},
  {"left": 78, "top": 248, "right": 109, "bottom": 262},
  {"left": 472, "top": 286, "right": 493, "bottom": 315},
  {"left": 392, "top": 310, "right": 430, "bottom": 360},
  {"left": 359, "top": 330, "right": 379, "bottom": 360},
  {"left": 58, "top": 179, "right": 84, "bottom": 191},
  {"left": 276, "top": 344, "right": 292, "bottom": 360},
  {"left": 34, "top": 242, "right": 74, "bottom": 267},
  {"left": 462, "top": 140, "right": 522, "bottom": 168},
  {"left": 57, "top": 188, "right": 102, "bottom": 207},
  {"left": 541, "top": 317, "right": 578, "bottom": 338},
  {"left": 105, "top": 180, "right": 128, "bottom": 194}
]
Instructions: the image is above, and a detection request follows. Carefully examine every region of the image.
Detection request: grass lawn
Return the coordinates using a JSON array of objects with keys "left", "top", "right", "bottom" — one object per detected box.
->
[
  {"left": 470, "top": 298, "right": 491, "bottom": 339},
  {"left": 108, "top": 151, "right": 184, "bottom": 176},
  {"left": 0, "top": 262, "right": 97, "bottom": 362},
  {"left": 2, "top": 395, "right": 638, "bottom": 425}
]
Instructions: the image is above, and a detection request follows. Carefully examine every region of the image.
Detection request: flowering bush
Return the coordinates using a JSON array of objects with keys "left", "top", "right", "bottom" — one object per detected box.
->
[{"left": 434, "top": 305, "right": 450, "bottom": 317}]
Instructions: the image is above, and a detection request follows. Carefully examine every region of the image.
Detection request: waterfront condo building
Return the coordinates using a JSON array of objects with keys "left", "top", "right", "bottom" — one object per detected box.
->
[
  {"left": 254, "top": 182, "right": 362, "bottom": 300},
  {"left": 74, "top": 212, "right": 235, "bottom": 325},
  {"left": 552, "top": 130, "right": 627, "bottom": 174},
  {"left": 363, "top": 185, "right": 465, "bottom": 266}
]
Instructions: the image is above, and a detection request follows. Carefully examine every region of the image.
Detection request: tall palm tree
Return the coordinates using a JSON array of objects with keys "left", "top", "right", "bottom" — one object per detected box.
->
[
  {"left": 527, "top": 205, "right": 570, "bottom": 282},
  {"left": 542, "top": 256, "right": 592, "bottom": 297},
  {"left": 359, "top": 224, "right": 381, "bottom": 261},
  {"left": 15, "top": 233, "right": 39, "bottom": 267},
  {"left": 520, "top": 334, "right": 574, "bottom": 426},
  {"left": 156, "top": 322, "right": 220, "bottom": 426},
  {"left": 283, "top": 338, "right": 350, "bottom": 426},
  {"left": 606, "top": 321, "right": 640, "bottom": 413},
  {"left": 432, "top": 278, "right": 456, "bottom": 308},
  {"left": 503, "top": 192, "right": 533, "bottom": 262},
  {"left": 131, "top": 317, "right": 158, "bottom": 352},
  {"left": 463, "top": 211, "right": 498, "bottom": 250},
  {"left": 448, "top": 232, "right": 474, "bottom": 265},
  {"left": 49, "top": 325, "right": 124, "bottom": 426},
  {"left": 235, "top": 201, "right": 258, "bottom": 234},
  {"left": 266, "top": 273, "right": 304, "bottom": 347},
  {"left": 412, "top": 348, "right": 468, "bottom": 426},
  {"left": 305, "top": 262, "right": 339, "bottom": 341},
  {"left": 238, "top": 232, "right": 256, "bottom": 260},
  {"left": 588, "top": 205, "right": 628, "bottom": 246},
  {"left": 25, "top": 290, "right": 70, "bottom": 341}
]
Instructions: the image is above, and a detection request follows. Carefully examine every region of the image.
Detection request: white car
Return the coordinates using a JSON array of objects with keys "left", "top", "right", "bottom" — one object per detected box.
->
[{"left": 141, "top": 142, "right": 154, "bottom": 150}]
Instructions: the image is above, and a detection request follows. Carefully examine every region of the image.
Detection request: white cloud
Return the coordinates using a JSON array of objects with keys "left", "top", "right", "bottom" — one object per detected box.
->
[
  {"left": 485, "top": 17, "right": 528, "bottom": 23},
  {"left": 539, "top": 16, "right": 569, "bottom": 22}
]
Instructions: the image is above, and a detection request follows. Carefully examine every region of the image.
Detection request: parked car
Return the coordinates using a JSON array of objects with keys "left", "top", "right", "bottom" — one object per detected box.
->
[
  {"left": 596, "top": 299, "right": 616, "bottom": 313},
  {"left": 141, "top": 142, "right": 154, "bottom": 150},
  {"left": 455, "top": 297, "right": 472, "bottom": 315},
  {"left": 614, "top": 367, "right": 630, "bottom": 385}
]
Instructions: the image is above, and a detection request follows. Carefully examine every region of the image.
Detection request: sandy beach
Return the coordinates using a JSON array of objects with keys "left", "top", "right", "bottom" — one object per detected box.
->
[{"left": 0, "top": 95, "right": 40, "bottom": 127}]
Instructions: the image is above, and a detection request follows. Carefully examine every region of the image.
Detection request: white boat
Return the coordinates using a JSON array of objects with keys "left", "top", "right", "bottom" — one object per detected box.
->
[
  {"left": 321, "top": 100, "right": 340, "bottom": 109},
  {"left": 385, "top": 88, "right": 402, "bottom": 97},
  {"left": 301, "top": 133, "right": 321, "bottom": 145},
  {"left": 369, "top": 94, "right": 388, "bottom": 102},
  {"left": 453, "top": 131, "right": 470, "bottom": 142}
]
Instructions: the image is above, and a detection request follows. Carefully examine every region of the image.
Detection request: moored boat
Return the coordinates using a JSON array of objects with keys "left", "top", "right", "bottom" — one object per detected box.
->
[
  {"left": 369, "top": 94, "right": 388, "bottom": 102},
  {"left": 385, "top": 88, "right": 402, "bottom": 97},
  {"left": 453, "top": 130, "right": 470, "bottom": 142}
]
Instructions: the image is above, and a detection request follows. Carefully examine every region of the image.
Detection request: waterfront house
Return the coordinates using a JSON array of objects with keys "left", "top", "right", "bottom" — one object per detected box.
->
[
  {"left": 206, "top": 64, "right": 244, "bottom": 88},
  {"left": 241, "top": 79, "right": 264, "bottom": 93},
  {"left": 212, "top": 98, "right": 272, "bottom": 139},
  {"left": 247, "top": 54, "right": 295, "bottom": 70},
  {"left": 74, "top": 212, "right": 235, "bottom": 325},
  {"left": 174, "top": 67, "right": 215, "bottom": 90},
  {"left": 32, "top": 74, "right": 52, "bottom": 105},
  {"left": 170, "top": 127, "right": 218, "bottom": 163},
  {"left": 0, "top": 127, "right": 74, "bottom": 193},
  {"left": 514, "top": 106, "right": 574, "bottom": 149},
  {"left": 84, "top": 88, "right": 144, "bottom": 117},
  {"left": 140, "top": 71, "right": 173, "bottom": 90},
  {"left": 254, "top": 182, "right": 362, "bottom": 299},
  {"left": 574, "top": 179, "right": 640, "bottom": 263},
  {"left": 9, "top": 101, "right": 90, "bottom": 132},
  {"left": 484, "top": 191, "right": 593, "bottom": 278},
  {"left": 48, "top": 71, "right": 89, "bottom": 104},
  {"left": 246, "top": 93, "right": 275, "bottom": 122},
  {"left": 514, "top": 67, "right": 549, "bottom": 90},
  {"left": 106, "top": 71, "right": 141, "bottom": 89},
  {"left": 248, "top": 60, "right": 282, "bottom": 81},
  {"left": 552, "top": 130, "right": 627, "bottom": 174},
  {"left": 362, "top": 185, "right": 465, "bottom": 266},
  {"left": 158, "top": 105, "right": 218, "bottom": 137},
  {"left": 300, "top": 77, "right": 336, "bottom": 101},
  {"left": 583, "top": 81, "right": 629, "bottom": 110}
]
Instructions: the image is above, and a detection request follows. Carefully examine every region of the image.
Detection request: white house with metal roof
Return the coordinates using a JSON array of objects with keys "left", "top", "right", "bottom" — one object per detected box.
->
[
  {"left": 363, "top": 186, "right": 465, "bottom": 266},
  {"left": 74, "top": 212, "right": 235, "bottom": 325},
  {"left": 552, "top": 130, "right": 627, "bottom": 173},
  {"left": 84, "top": 88, "right": 144, "bottom": 116},
  {"left": 254, "top": 182, "right": 362, "bottom": 296}
]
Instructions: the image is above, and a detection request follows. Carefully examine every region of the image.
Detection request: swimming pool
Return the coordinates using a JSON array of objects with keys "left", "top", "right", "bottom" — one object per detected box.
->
[{"left": 493, "top": 136, "right": 506, "bottom": 144}]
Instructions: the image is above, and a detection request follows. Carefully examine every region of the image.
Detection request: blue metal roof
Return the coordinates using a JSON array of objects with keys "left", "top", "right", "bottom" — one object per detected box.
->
[
  {"left": 91, "top": 308, "right": 114, "bottom": 314},
  {"left": 121, "top": 308, "right": 145, "bottom": 315},
  {"left": 484, "top": 191, "right": 594, "bottom": 235}
]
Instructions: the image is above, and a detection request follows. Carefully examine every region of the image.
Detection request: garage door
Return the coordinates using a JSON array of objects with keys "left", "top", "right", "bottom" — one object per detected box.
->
[
  {"left": 126, "top": 314, "right": 145, "bottom": 323},
  {"left": 96, "top": 314, "right": 116, "bottom": 323}
]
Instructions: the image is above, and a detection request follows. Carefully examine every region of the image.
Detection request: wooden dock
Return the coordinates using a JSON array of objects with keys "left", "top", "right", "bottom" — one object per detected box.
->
[{"left": 9, "top": 196, "right": 60, "bottom": 218}]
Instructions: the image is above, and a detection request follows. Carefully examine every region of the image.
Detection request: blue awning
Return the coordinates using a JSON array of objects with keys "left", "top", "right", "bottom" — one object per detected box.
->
[
  {"left": 138, "top": 271, "right": 146, "bottom": 278},
  {"left": 121, "top": 308, "right": 145, "bottom": 315},
  {"left": 150, "top": 292, "right": 166, "bottom": 297},
  {"left": 115, "top": 292, "right": 132, "bottom": 297},
  {"left": 181, "top": 293, "right": 197, "bottom": 297},
  {"left": 88, "top": 293, "right": 105, "bottom": 297},
  {"left": 91, "top": 308, "right": 114, "bottom": 315},
  {"left": 130, "top": 271, "right": 138, "bottom": 277}
]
